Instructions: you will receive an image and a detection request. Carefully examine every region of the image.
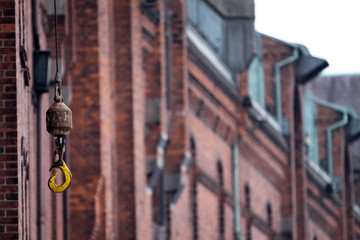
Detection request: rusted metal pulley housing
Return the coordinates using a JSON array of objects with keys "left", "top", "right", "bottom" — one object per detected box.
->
[{"left": 46, "top": 99, "right": 72, "bottom": 136}]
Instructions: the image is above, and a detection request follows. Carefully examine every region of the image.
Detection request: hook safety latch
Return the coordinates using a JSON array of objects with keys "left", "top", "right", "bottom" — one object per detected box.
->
[{"left": 48, "top": 159, "right": 72, "bottom": 193}]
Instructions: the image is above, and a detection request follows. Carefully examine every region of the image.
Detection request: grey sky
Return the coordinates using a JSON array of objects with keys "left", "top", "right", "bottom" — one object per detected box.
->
[{"left": 254, "top": 0, "right": 360, "bottom": 75}]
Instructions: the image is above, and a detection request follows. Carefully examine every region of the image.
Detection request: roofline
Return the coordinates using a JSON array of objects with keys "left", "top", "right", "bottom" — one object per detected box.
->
[
  {"left": 317, "top": 73, "right": 360, "bottom": 77},
  {"left": 258, "top": 32, "right": 329, "bottom": 83},
  {"left": 258, "top": 32, "right": 298, "bottom": 48},
  {"left": 307, "top": 91, "right": 358, "bottom": 118}
]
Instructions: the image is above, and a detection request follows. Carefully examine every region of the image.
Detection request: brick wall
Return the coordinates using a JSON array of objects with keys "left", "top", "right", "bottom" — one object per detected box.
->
[
  {"left": 170, "top": 180, "right": 193, "bottom": 239},
  {"left": 97, "top": 0, "right": 116, "bottom": 238},
  {"left": 182, "top": 35, "right": 239, "bottom": 239},
  {"left": 305, "top": 101, "right": 354, "bottom": 239},
  {"left": 316, "top": 105, "right": 341, "bottom": 172},
  {"left": 240, "top": 35, "right": 298, "bottom": 240},
  {"left": 165, "top": 0, "right": 189, "bottom": 175},
  {"left": 113, "top": 0, "right": 152, "bottom": 238},
  {"left": 292, "top": 86, "right": 308, "bottom": 240},
  {"left": 68, "top": 0, "right": 102, "bottom": 239},
  {"left": 197, "top": 184, "right": 218, "bottom": 239},
  {"left": 309, "top": 219, "right": 332, "bottom": 240},
  {"left": 0, "top": 1, "right": 18, "bottom": 239},
  {"left": 3, "top": 0, "right": 358, "bottom": 239},
  {"left": 262, "top": 36, "right": 293, "bottom": 118}
]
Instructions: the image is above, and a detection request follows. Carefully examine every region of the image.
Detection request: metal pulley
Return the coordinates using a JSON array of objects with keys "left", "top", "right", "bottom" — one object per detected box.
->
[{"left": 46, "top": 88, "right": 72, "bottom": 136}]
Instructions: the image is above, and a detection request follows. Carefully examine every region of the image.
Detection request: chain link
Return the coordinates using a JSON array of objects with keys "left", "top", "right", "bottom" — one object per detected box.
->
[{"left": 53, "top": 136, "right": 65, "bottom": 163}]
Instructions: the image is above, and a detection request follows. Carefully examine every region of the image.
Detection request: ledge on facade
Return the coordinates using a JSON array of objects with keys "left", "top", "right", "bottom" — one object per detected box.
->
[
  {"left": 306, "top": 158, "right": 343, "bottom": 205},
  {"left": 306, "top": 158, "right": 332, "bottom": 187},
  {"left": 188, "top": 59, "right": 242, "bottom": 107},
  {"left": 243, "top": 96, "right": 289, "bottom": 152}
]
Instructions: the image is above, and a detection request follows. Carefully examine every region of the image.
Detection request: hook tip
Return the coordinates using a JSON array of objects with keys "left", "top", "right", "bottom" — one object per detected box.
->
[{"left": 48, "top": 161, "right": 71, "bottom": 193}]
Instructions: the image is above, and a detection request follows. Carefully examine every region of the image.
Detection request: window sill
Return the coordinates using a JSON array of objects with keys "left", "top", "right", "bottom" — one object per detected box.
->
[
  {"left": 306, "top": 158, "right": 332, "bottom": 185},
  {"left": 250, "top": 98, "right": 282, "bottom": 133},
  {"left": 246, "top": 97, "right": 289, "bottom": 152},
  {"left": 306, "top": 158, "right": 343, "bottom": 205}
]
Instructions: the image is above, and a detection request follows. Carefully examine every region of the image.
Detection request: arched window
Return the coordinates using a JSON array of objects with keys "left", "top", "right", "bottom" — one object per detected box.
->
[
  {"left": 190, "top": 137, "right": 198, "bottom": 240},
  {"left": 245, "top": 183, "right": 251, "bottom": 209},
  {"left": 266, "top": 202, "right": 272, "bottom": 228},
  {"left": 217, "top": 161, "right": 224, "bottom": 240},
  {"left": 245, "top": 183, "right": 251, "bottom": 240}
]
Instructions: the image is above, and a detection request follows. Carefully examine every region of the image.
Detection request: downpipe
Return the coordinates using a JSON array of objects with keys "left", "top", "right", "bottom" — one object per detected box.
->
[
  {"left": 326, "top": 113, "right": 348, "bottom": 177},
  {"left": 233, "top": 136, "right": 241, "bottom": 240},
  {"left": 274, "top": 49, "right": 299, "bottom": 127}
]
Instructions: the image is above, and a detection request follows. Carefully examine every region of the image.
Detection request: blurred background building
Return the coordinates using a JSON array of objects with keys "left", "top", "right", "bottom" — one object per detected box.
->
[{"left": 0, "top": 0, "right": 360, "bottom": 239}]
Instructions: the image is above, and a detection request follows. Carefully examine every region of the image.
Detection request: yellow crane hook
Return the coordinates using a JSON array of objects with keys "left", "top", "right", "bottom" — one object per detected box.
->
[{"left": 48, "top": 160, "right": 72, "bottom": 193}]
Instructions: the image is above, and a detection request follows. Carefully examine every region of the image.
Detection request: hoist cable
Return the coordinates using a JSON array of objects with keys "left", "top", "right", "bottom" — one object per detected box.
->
[
  {"left": 54, "top": 0, "right": 59, "bottom": 76},
  {"left": 22, "top": 0, "right": 25, "bottom": 46},
  {"left": 53, "top": 0, "right": 62, "bottom": 100}
]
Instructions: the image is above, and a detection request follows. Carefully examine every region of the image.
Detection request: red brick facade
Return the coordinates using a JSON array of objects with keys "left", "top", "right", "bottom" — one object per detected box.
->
[
  {"left": 1, "top": 0, "right": 359, "bottom": 239},
  {"left": 0, "top": 1, "right": 18, "bottom": 239}
]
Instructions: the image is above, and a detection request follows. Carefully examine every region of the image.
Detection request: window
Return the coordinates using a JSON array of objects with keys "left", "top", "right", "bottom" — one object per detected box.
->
[
  {"left": 303, "top": 91, "right": 348, "bottom": 177},
  {"left": 303, "top": 91, "right": 319, "bottom": 165},
  {"left": 247, "top": 34, "right": 288, "bottom": 133},
  {"left": 245, "top": 183, "right": 251, "bottom": 209},
  {"left": 217, "top": 161, "right": 224, "bottom": 240},
  {"left": 248, "top": 33, "right": 265, "bottom": 108},
  {"left": 190, "top": 137, "right": 198, "bottom": 240},
  {"left": 186, "top": 0, "right": 254, "bottom": 71},
  {"left": 245, "top": 183, "right": 251, "bottom": 240},
  {"left": 187, "top": 0, "right": 224, "bottom": 56},
  {"left": 266, "top": 202, "right": 272, "bottom": 228}
]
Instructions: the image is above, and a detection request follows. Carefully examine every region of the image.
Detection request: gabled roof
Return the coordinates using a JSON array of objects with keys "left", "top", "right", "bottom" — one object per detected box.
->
[{"left": 259, "top": 33, "right": 329, "bottom": 83}]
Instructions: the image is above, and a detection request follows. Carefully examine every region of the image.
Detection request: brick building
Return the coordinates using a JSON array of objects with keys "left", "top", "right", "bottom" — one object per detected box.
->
[
  {"left": 0, "top": 0, "right": 360, "bottom": 239},
  {"left": 306, "top": 75, "right": 360, "bottom": 239}
]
